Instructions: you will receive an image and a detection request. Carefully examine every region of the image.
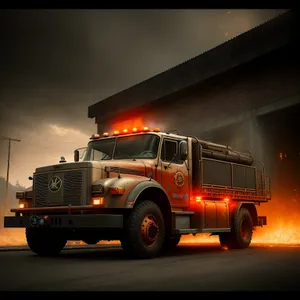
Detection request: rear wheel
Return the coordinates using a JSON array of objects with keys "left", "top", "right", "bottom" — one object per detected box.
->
[
  {"left": 26, "top": 228, "right": 67, "bottom": 256},
  {"left": 219, "top": 208, "right": 253, "bottom": 249},
  {"left": 121, "top": 200, "right": 165, "bottom": 259}
]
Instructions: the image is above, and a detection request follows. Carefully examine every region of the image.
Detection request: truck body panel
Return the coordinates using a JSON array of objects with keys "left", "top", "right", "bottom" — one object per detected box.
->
[{"left": 4, "top": 129, "right": 270, "bottom": 257}]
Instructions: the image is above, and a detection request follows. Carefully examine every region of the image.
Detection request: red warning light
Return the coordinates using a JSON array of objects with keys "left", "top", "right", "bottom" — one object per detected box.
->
[{"left": 195, "top": 196, "right": 202, "bottom": 202}]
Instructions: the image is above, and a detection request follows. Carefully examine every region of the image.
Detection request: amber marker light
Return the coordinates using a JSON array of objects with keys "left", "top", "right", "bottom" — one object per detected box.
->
[{"left": 110, "top": 187, "right": 125, "bottom": 195}]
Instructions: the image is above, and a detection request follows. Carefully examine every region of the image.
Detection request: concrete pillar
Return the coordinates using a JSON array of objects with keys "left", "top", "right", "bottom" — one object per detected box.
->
[{"left": 243, "top": 116, "right": 265, "bottom": 162}]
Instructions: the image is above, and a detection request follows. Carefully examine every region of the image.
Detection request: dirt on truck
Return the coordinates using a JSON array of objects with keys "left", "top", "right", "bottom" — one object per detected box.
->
[{"left": 4, "top": 126, "right": 271, "bottom": 258}]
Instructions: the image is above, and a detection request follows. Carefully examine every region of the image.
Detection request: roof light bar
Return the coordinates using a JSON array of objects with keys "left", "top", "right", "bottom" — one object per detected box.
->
[{"left": 100, "top": 126, "right": 161, "bottom": 138}]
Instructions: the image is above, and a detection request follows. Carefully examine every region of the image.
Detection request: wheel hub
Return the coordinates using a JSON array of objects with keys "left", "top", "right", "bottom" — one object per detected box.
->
[{"left": 141, "top": 214, "right": 159, "bottom": 247}]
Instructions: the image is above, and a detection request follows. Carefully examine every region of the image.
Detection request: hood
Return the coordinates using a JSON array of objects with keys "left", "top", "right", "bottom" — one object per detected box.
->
[
  {"left": 35, "top": 161, "right": 102, "bottom": 173},
  {"left": 35, "top": 159, "right": 155, "bottom": 178},
  {"left": 99, "top": 159, "right": 153, "bottom": 177}
]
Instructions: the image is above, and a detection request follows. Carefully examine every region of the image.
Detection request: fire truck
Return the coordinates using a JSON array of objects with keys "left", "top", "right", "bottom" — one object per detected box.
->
[{"left": 4, "top": 126, "right": 271, "bottom": 258}]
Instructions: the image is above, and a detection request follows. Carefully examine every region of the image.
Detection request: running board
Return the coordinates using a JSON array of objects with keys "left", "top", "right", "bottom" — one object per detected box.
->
[{"left": 175, "top": 228, "right": 231, "bottom": 235}]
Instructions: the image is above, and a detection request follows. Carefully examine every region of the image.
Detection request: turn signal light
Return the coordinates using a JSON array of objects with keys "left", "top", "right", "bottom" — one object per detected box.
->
[
  {"left": 92, "top": 198, "right": 104, "bottom": 206},
  {"left": 110, "top": 187, "right": 125, "bottom": 195}
]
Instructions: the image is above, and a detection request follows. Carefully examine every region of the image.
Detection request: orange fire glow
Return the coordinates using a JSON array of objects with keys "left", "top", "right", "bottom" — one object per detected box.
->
[
  {"left": 180, "top": 195, "right": 300, "bottom": 246},
  {"left": 0, "top": 195, "right": 299, "bottom": 247},
  {"left": 111, "top": 118, "right": 145, "bottom": 134}
]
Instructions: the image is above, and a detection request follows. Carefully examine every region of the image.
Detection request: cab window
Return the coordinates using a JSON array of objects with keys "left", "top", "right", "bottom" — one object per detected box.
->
[{"left": 161, "top": 139, "right": 184, "bottom": 164}]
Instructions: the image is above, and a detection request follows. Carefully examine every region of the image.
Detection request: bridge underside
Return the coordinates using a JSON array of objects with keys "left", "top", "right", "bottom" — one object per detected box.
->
[
  {"left": 93, "top": 42, "right": 300, "bottom": 203},
  {"left": 97, "top": 43, "right": 300, "bottom": 140}
]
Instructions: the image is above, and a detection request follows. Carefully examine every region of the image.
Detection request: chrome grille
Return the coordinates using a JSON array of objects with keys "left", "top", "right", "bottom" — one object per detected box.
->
[
  {"left": 34, "top": 174, "right": 49, "bottom": 207},
  {"left": 63, "top": 171, "right": 83, "bottom": 206},
  {"left": 34, "top": 170, "right": 83, "bottom": 207}
]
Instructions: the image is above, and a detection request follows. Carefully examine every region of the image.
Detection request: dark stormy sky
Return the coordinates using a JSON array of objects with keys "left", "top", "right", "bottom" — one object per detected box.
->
[{"left": 0, "top": 9, "right": 286, "bottom": 187}]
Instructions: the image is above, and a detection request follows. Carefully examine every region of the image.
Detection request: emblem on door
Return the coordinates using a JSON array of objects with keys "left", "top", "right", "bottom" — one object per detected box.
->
[{"left": 174, "top": 171, "right": 185, "bottom": 188}]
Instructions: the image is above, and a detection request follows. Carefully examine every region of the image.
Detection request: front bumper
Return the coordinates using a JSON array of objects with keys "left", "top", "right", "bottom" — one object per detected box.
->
[{"left": 4, "top": 214, "right": 123, "bottom": 229}]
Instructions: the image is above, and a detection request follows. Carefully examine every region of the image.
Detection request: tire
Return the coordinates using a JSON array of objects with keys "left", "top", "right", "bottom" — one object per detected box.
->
[
  {"left": 26, "top": 228, "right": 67, "bottom": 256},
  {"left": 219, "top": 208, "right": 253, "bottom": 249},
  {"left": 121, "top": 200, "right": 165, "bottom": 259},
  {"left": 163, "top": 234, "right": 181, "bottom": 252},
  {"left": 82, "top": 239, "right": 100, "bottom": 245}
]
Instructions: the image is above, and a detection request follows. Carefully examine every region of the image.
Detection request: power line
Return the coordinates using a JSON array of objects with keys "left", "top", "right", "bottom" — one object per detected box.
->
[{"left": 10, "top": 154, "right": 27, "bottom": 178}]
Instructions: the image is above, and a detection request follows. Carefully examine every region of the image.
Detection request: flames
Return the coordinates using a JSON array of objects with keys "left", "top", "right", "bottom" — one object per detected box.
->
[
  {"left": 180, "top": 196, "right": 300, "bottom": 246},
  {"left": 0, "top": 229, "right": 26, "bottom": 246},
  {"left": 0, "top": 196, "right": 300, "bottom": 247}
]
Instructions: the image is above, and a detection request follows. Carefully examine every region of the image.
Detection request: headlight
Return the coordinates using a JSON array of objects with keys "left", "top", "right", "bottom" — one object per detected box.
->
[
  {"left": 91, "top": 184, "right": 104, "bottom": 194},
  {"left": 25, "top": 191, "right": 33, "bottom": 199},
  {"left": 16, "top": 192, "right": 25, "bottom": 199}
]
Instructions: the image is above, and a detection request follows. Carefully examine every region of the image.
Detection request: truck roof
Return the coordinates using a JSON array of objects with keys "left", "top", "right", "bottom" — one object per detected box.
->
[{"left": 90, "top": 131, "right": 188, "bottom": 141}]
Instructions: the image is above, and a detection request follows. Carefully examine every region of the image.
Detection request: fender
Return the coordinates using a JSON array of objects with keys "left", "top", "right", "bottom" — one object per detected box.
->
[
  {"left": 125, "top": 180, "right": 171, "bottom": 208},
  {"left": 91, "top": 176, "right": 170, "bottom": 210},
  {"left": 91, "top": 176, "right": 148, "bottom": 208}
]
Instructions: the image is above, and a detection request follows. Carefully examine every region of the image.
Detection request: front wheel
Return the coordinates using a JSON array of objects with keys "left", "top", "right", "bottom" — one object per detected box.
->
[
  {"left": 219, "top": 208, "right": 253, "bottom": 249},
  {"left": 121, "top": 200, "right": 165, "bottom": 259},
  {"left": 26, "top": 228, "right": 67, "bottom": 256}
]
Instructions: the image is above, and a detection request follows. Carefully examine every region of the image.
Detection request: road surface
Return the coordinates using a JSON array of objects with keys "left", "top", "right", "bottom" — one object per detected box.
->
[{"left": 0, "top": 244, "right": 299, "bottom": 291}]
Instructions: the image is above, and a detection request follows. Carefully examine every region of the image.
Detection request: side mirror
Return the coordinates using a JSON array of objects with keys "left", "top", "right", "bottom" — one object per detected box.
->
[
  {"left": 179, "top": 140, "right": 188, "bottom": 161},
  {"left": 74, "top": 150, "right": 80, "bottom": 162}
]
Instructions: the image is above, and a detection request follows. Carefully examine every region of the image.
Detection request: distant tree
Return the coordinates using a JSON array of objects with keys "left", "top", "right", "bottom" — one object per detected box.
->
[
  {"left": 0, "top": 178, "right": 23, "bottom": 209},
  {"left": 15, "top": 180, "right": 26, "bottom": 191}
]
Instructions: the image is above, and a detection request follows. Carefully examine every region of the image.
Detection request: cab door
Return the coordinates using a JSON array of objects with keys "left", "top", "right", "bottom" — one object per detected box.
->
[{"left": 159, "top": 138, "right": 189, "bottom": 208}]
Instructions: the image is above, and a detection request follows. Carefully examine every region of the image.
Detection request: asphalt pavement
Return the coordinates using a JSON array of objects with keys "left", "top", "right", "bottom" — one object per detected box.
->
[{"left": 0, "top": 244, "right": 299, "bottom": 291}]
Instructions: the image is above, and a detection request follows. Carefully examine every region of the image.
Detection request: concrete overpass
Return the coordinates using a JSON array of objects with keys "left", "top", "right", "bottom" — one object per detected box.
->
[{"left": 88, "top": 9, "right": 300, "bottom": 166}]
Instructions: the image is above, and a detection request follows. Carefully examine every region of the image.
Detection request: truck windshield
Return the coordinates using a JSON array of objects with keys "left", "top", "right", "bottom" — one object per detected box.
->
[{"left": 83, "top": 134, "right": 160, "bottom": 161}]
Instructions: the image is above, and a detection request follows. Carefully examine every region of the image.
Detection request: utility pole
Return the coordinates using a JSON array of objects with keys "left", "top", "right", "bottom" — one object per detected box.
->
[{"left": 1, "top": 137, "right": 21, "bottom": 217}]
